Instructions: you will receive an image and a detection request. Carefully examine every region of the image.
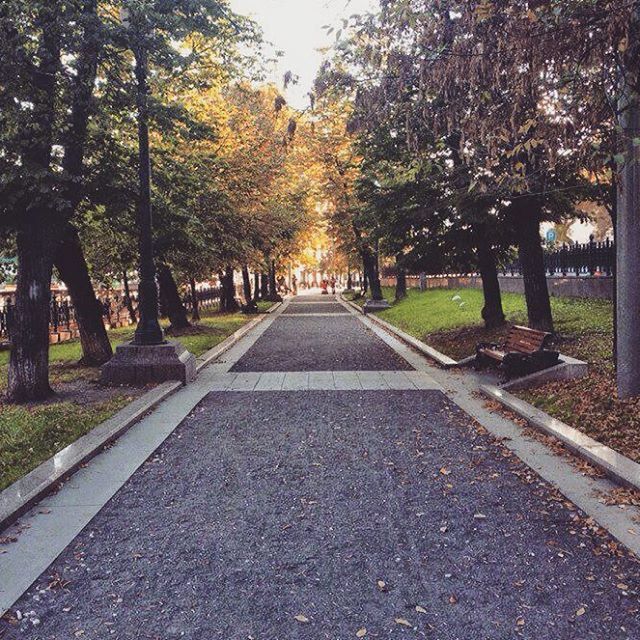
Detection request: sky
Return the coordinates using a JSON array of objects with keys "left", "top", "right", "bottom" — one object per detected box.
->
[{"left": 229, "top": 0, "right": 376, "bottom": 110}]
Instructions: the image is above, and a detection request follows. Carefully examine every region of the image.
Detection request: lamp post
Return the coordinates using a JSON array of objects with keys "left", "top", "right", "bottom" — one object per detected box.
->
[
  {"left": 101, "top": 4, "right": 195, "bottom": 385},
  {"left": 121, "top": 5, "right": 164, "bottom": 346}
]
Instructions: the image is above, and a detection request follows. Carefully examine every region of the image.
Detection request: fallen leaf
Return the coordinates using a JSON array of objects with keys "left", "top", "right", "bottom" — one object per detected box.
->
[
  {"left": 516, "top": 617, "right": 525, "bottom": 627},
  {"left": 439, "top": 467, "right": 450, "bottom": 475},
  {"left": 356, "top": 628, "right": 367, "bottom": 637},
  {"left": 415, "top": 605, "right": 427, "bottom": 614},
  {"left": 473, "top": 513, "right": 487, "bottom": 520},
  {"left": 617, "top": 583, "right": 629, "bottom": 591},
  {"left": 449, "top": 594, "right": 458, "bottom": 605},
  {"left": 576, "top": 607, "right": 586, "bottom": 617},
  {"left": 395, "top": 618, "right": 412, "bottom": 627},
  {"left": 377, "top": 580, "right": 387, "bottom": 591},
  {"left": 294, "top": 615, "right": 310, "bottom": 624}
]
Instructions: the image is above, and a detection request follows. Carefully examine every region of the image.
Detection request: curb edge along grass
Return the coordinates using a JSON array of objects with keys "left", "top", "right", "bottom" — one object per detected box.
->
[
  {"left": 0, "top": 303, "right": 281, "bottom": 533},
  {"left": 341, "top": 294, "right": 634, "bottom": 493},
  {"left": 480, "top": 383, "right": 640, "bottom": 493},
  {"left": 340, "top": 295, "right": 458, "bottom": 368}
]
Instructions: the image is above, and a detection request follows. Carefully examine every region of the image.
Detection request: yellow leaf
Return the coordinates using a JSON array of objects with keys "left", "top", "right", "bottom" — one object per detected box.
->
[
  {"left": 576, "top": 607, "right": 586, "bottom": 617},
  {"left": 377, "top": 580, "right": 387, "bottom": 591},
  {"left": 415, "top": 605, "right": 427, "bottom": 614},
  {"left": 294, "top": 614, "right": 310, "bottom": 623},
  {"left": 395, "top": 618, "right": 412, "bottom": 627},
  {"left": 527, "top": 9, "right": 538, "bottom": 22},
  {"left": 617, "top": 583, "right": 629, "bottom": 590},
  {"left": 356, "top": 628, "right": 367, "bottom": 638}
]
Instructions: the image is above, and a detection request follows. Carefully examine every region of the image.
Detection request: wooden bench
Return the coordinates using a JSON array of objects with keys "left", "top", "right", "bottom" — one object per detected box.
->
[{"left": 476, "top": 325, "right": 559, "bottom": 378}]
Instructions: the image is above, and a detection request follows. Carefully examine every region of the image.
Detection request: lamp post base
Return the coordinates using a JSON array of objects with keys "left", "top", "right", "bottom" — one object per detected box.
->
[{"left": 101, "top": 340, "right": 196, "bottom": 386}]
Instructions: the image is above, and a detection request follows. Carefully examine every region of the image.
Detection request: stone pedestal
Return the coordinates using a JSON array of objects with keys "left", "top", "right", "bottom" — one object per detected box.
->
[
  {"left": 101, "top": 341, "right": 196, "bottom": 386},
  {"left": 363, "top": 299, "right": 391, "bottom": 314}
]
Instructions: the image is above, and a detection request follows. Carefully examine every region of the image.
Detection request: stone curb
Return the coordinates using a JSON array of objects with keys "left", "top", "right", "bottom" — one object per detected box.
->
[
  {"left": 0, "top": 381, "right": 181, "bottom": 533},
  {"left": 0, "top": 305, "right": 280, "bottom": 533},
  {"left": 480, "top": 383, "right": 640, "bottom": 492},
  {"left": 340, "top": 296, "right": 589, "bottom": 383},
  {"left": 340, "top": 296, "right": 458, "bottom": 368},
  {"left": 195, "top": 302, "right": 281, "bottom": 372}
]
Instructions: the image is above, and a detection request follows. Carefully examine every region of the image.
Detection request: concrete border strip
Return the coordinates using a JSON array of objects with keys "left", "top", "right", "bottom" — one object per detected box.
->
[
  {"left": 340, "top": 296, "right": 457, "bottom": 367},
  {"left": 196, "top": 302, "right": 282, "bottom": 372},
  {"left": 480, "top": 383, "right": 640, "bottom": 492},
  {"left": 0, "top": 381, "right": 181, "bottom": 533},
  {"left": 340, "top": 295, "right": 588, "bottom": 381},
  {"left": 0, "top": 303, "right": 282, "bottom": 535}
]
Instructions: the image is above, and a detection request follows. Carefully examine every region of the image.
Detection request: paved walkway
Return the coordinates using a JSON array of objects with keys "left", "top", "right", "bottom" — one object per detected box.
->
[{"left": 2, "top": 295, "right": 640, "bottom": 639}]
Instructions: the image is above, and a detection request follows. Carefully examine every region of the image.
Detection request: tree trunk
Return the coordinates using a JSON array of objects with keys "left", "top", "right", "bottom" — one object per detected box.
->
[
  {"left": 220, "top": 266, "right": 239, "bottom": 313},
  {"left": 347, "top": 272, "right": 353, "bottom": 290},
  {"left": 6, "top": 8, "right": 62, "bottom": 402},
  {"left": 616, "top": 6, "right": 640, "bottom": 398},
  {"left": 189, "top": 277, "right": 200, "bottom": 322},
  {"left": 157, "top": 263, "right": 190, "bottom": 330},
  {"left": 609, "top": 180, "right": 617, "bottom": 369},
  {"left": 122, "top": 271, "right": 137, "bottom": 324},
  {"left": 269, "top": 260, "right": 278, "bottom": 299},
  {"left": 54, "top": 226, "right": 112, "bottom": 365},
  {"left": 260, "top": 273, "right": 268, "bottom": 299},
  {"left": 514, "top": 202, "right": 554, "bottom": 333},
  {"left": 242, "top": 265, "right": 253, "bottom": 304},
  {"left": 362, "top": 250, "right": 383, "bottom": 301},
  {"left": 362, "top": 267, "right": 368, "bottom": 294},
  {"left": 395, "top": 254, "right": 407, "bottom": 301},
  {"left": 254, "top": 272, "right": 261, "bottom": 300},
  {"left": 474, "top": 223, "right": 506, "bottom": 329},
  {"left": 7, "top": 223, "right": 55, "bottom": 402}
]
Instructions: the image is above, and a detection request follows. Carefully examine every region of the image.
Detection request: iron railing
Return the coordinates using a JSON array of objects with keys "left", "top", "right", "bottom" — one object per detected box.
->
[
  {"left": 502, "top": 236, "right": 614, "bottom": 277},
  {"left": 0, "top": 286, "right": 221, "bottom": 345}
]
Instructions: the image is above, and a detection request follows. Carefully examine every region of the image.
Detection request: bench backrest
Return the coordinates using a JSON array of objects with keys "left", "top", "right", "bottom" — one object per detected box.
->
[{"left": 506, "top": 325, "right": 551, "bottom": 354}]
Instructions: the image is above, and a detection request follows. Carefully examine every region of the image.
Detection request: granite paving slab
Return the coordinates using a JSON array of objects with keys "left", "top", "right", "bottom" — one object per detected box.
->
[
  {"left": 231, "top": 316, "right": 414, "bottom": 372},
  {"left": 283, "top": 303, "right": 349, "bottom": 315},
  {"left": 2, "top": 391, "right": 639, "bottom": 640},
  {"left": 289, "top": 295, "right": 337, "bottom": 303}
]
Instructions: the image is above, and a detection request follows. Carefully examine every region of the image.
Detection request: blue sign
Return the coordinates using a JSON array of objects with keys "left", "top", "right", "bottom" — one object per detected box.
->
[{"left": 546, "top": 229, "right": 557, "bottom": 243}]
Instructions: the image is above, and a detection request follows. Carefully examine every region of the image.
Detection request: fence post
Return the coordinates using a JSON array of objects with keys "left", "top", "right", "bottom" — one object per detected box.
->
[{"left": 50, "top": 297, "right": 58, "bottom": 333}]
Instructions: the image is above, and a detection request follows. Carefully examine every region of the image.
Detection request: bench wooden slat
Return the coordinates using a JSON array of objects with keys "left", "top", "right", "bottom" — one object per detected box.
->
[{"left": 477, "top": 325, "right": 553, "bottom": 360}]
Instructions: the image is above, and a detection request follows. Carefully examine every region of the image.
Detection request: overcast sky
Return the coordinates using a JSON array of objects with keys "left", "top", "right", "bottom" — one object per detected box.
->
[{"left": 229, "top": 0, "right": 376, "bottom": 110}]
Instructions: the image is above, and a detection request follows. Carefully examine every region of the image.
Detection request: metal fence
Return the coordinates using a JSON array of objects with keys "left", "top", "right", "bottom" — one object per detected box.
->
[
  {"left": 0, "top": 286, "right": 222, "bottom": 345},
  {"left": 502, "top": 236, "right": 614, "bottom": 277},
  {"left": 183, "top": 287, "right": 221, "bottom": 314}
]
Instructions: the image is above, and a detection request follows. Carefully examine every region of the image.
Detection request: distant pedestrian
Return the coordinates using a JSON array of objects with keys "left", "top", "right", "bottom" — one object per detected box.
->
[{"left": 330, "top": 277, "right": 336, "bottom": 295}]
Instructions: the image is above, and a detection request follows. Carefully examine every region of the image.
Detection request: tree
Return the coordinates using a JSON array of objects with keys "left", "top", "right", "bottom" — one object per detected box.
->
[
  {"left": 616, "top": 3, "right": 640, "bottom": 397},
  {"left": 0, "top": 0, "right": 254, "bottom": 400}
]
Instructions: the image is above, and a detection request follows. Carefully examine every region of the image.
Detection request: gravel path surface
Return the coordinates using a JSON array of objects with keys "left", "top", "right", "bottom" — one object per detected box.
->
[
  {"left": 2, "top": 392, "right": 639, "bottom": 639},
  {"left": 2, "top": 298, "right": 639, "bottom": 639},
  {"left": 231, "top": 316, "right": 414, "bottom": 372}
]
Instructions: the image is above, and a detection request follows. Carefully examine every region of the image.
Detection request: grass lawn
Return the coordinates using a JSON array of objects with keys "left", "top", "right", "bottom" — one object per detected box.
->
[
  {"left": 359, "top": 287, "right": 640, "bottom": 463},
  {"left": 0, "top": 305, "right": 272, "bottom": 491}
]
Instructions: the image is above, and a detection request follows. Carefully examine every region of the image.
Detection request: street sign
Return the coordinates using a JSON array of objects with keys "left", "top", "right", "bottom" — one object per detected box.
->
[{"left": 546, "top": 228, "right": 557, "bottom": 243}]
